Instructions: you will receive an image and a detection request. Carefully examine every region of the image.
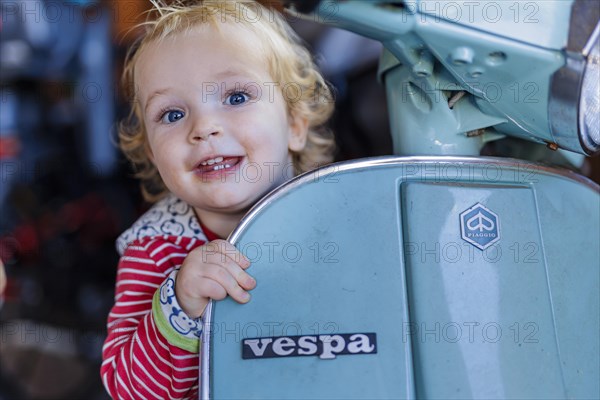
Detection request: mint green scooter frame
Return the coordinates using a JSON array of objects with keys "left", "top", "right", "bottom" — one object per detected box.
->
[
  {"left": 307, "top": 0, "right": 575, "bottom": 156},
  {"left": 201, "top": 2, "right": 599, "bottom": 399}
]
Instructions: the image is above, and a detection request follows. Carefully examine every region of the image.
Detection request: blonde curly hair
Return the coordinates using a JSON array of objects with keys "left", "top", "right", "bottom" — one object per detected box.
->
[{"left": 119, "top": 0, "right": 335, "bottom": 202}]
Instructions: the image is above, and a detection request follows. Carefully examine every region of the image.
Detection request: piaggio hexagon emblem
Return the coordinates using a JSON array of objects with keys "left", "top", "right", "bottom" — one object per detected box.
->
[{"left": 460, "top": 203, "right": 500, "bottom": 250}]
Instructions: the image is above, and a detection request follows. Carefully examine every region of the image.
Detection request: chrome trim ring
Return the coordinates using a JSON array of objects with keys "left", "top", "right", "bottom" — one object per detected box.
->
[
  {"left": 200, "top": 300, "right": 214, "bottom": 400},
  {"left": 550, "top": 1, "right": 600, "bottom": 155},
  {"left": 579, "top": 22, "right": 600, "bottom": 155}
]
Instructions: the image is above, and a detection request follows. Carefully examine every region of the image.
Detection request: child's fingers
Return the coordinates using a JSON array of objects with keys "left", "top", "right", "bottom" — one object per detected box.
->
[
  {"left": 204, "top": 254, "right": 256, "bottom": 290},
  {"left": 205, "top": 239, "right": 251, "bottom": 269},
  {"left": 200, "top": 263, "right": 252, "bottom": 304},
  {"left": 218, "top": 256, "right": 256, "bottom": 291},
  {"left": 196, "top": 277, "right": 228, "bottom": 301},
  {"left": 197, "top": 246, "right": 255, "bottom": 290}
]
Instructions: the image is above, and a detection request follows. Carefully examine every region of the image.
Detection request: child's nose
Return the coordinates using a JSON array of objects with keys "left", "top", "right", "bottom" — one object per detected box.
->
[{"left": 188, "top": 120, "right": 222, "bottom": 143}]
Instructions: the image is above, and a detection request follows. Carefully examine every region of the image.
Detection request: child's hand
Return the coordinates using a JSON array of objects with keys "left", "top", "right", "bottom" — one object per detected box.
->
[{"left": 175, "top": 240, "right": 255, "bottom": 319}]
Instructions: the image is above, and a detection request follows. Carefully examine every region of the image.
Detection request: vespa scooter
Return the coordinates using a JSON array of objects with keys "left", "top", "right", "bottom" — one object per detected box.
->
[{"left": 201, "top": 1, "right": 599, "bottom": 398}]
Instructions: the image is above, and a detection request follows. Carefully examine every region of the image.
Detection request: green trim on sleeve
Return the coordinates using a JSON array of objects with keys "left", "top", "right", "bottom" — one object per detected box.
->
[{"left": 152, "top": 289, "right": 200, "bottom": 353}]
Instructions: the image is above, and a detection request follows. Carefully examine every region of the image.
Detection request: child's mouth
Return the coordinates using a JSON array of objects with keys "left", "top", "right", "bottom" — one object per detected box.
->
[{"left": 195, "top": 156, "right": 243, "bottom": 179}]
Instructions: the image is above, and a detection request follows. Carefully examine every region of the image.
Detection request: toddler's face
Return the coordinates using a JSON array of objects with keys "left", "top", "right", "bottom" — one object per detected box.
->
[{"left": 136, "top": 23, "right": 307, "bottom": 219}]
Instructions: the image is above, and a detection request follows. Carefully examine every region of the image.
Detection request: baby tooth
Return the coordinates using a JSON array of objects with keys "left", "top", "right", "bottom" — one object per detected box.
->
[{"left": 204, "top": 157, "right": 229, "bottom": 170}]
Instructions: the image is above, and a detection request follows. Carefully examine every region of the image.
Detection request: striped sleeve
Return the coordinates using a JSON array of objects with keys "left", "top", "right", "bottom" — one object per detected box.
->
[{"left": 101, "top": 238, "right": 202, "bottom": 400}]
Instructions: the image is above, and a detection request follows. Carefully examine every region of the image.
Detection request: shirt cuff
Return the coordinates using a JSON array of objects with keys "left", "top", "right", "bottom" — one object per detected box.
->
[{"left": 152, "top": 270, "right": 202, "bottom": 353}]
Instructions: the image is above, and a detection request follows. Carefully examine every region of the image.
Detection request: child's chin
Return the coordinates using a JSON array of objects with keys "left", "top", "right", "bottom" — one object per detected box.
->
[{"left": 199, "top": 188, "right": 263, "bottom": 212}]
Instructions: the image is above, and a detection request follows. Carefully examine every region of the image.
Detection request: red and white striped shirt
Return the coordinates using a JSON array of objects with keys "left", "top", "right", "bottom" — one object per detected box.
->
[{"left": 102, "top": 196, "right": 219, "bottom": 399}]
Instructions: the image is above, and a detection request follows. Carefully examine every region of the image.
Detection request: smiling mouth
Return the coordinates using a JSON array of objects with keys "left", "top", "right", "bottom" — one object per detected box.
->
[{"left": 195, "top": 156, "right": 243, "bottom": 175}]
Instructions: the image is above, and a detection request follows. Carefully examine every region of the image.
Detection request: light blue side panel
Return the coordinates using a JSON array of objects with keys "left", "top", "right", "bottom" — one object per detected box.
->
[
  {"left": 211, "top": 168, "right": 413, "bottom": 399},
  {"left": 206, "top": 157, "right": 599, "bottom": 400},
  {"left": 401, "top": 183, "right": 564, "bottom": 399}
]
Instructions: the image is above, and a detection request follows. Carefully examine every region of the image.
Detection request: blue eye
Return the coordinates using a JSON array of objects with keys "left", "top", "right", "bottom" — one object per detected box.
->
[
  {"left": 161, "top": 110, "right": 184, "bottom": 123},
  {"left": 225, "top": 92, "right": 249, "bottom": 106}
]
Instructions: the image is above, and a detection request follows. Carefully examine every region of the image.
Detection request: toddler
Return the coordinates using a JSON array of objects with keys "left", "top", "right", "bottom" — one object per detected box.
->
[{"left": 101, "top": 1, "right": 335, "bottom": 398}]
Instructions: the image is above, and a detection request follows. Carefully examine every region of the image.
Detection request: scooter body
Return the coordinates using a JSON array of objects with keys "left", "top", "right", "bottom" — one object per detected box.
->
[
  {"left": 201, "top": 1, "right": 600, "bottom": 398},
  {"left": 202, "top": 157, "right": 599, "bottom": 399}
]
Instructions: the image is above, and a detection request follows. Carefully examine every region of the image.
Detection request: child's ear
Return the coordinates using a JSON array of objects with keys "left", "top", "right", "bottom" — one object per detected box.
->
[{"left": 288, "top": 111, "right": 309, "bottom": 152}]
